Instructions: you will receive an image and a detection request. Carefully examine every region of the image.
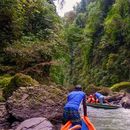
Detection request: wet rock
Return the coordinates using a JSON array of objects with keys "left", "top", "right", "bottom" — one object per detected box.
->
[
  {"left": 6, "top": 85, "right": 67, "bottom": 126},
  {"left": 106, "top": 93, "right": 125, "bottom": 103},
  {"left": 15, "top": 117, "right": 54, "bottom": 130},
  {"left": 0, "top": 102, "right": 9, "bottom": 128},
  {"left": 11, "top": 121, "right": 20, "bottom": 130},
  {"left": 107, "top": 93, "right": 130, "bottom": 108},
  {"left": 120, "top": 94, "right": 130, "bottom": 108},
  {"left": 0, "top": 103, "right": 6, "bottom": 118}
]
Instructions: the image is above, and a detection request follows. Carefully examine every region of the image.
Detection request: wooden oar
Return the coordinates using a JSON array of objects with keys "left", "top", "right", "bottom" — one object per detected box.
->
[{"left": 83, "top": 96, "right": 87, "bottom": 116}]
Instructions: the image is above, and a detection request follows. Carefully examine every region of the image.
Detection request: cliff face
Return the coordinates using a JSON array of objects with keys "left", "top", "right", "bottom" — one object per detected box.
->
[
  {"left": 65, "top": 0, "right": 130, "bottom": 87},
  {"left": 88, "top": 0, "right": 130, "bottom": 87},
  {"left": 0, "top": 0, "right": 68, "bottom": 86}
]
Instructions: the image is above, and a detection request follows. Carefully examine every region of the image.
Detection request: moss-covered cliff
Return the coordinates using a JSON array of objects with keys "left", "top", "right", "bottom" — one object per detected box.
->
[
  {"left": 1, "top": 0, "right": 130, "bottom": 92},
  {"left": 65, "top": 0, "right": 130, "bottom": 88},
  {"left": 0, "top": 0, "right": 68, "bottom": 86}
]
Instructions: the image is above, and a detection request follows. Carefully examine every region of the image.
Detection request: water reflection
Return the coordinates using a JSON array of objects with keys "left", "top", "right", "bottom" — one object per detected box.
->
[{"left": 87, "top": 107, "right": 130, "bottom": 130}]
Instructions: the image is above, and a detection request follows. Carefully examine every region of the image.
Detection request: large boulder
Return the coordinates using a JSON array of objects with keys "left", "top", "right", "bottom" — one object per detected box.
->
[
  {"left": 101, "top": 92, "right": 130, "bottom": 108},
  {"left": 6, "top": 84, "right": 67, "bottom": 124},
  {"left": 16, "top": 117, "right": 54, "bottom": 130},
  {"left": 3, "top": 73, "right": 39, "bottom": 100},
  {"left": 85, "top": 84, "right": 112, "bottom": 96},
  {"left": 106, "top": 93, "right": 125, "bottom": 103},
  {"left": 120, "top": 94, "right": 130, "bottom": 108},
  {"left": 0, "top": 102, "right": 9, "bottom": 128}
]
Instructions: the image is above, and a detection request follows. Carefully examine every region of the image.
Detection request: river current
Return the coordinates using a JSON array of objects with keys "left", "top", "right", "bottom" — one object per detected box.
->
[{"left": 87, "top": 107, "right": 130, "bottom": 130}]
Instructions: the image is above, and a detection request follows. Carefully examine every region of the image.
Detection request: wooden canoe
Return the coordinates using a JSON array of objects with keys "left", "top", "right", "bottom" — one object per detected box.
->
[
  {"left": 61, "top": 116, "right": 96, "bottom": 130},
  {"left": 86, "top": 103, "right": 120, "bottom": 109}
]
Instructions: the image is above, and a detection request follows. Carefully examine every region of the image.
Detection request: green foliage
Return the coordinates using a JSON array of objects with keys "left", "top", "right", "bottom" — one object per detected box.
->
[
  {"left": 0, "top": 74, "right": 13, "bottom": 89},
  {"left": 106, "top": 53, "right": 118, "bottom": 69},
  {"left": 0, "top": 0, "right": 24, "bottom": 46},
  {"left": 3, "top": 73, "right": 39, "bottom": 99},
  {"left": 0, "top": 95, "right": 5, "bottom": 102},
  {"left": 0, "top": 0, "right": 68, "bottom": 85},
  {"left": 0, "top": 0, "right": 62, "bottom": 47},
  {"left": 111, "top": 82, "right": 130, "bottom": 93},
  {"left": 0, "top": 89, "right": 5, "bottom": 102},
  {"left": 75, "top": 13, "right": 86, "bottom": 28},
  {"left": 64, "top": 0, "right": 116, "bottom": 87},
  {"left": 50, "top": 64, "right": 65, "bottom": 85},
  {"left": 0, "top": 74, "right": 12, "bottom": 102},
  {"left": 22, "top": 0, "right": 61, "bottom": 40},
  {"left": 4, "top": 41, "right": 53, "bottom": 69},
  {"left": 1, "top": 0, "right": 130, "bottom": 89},
  {"left": 10, "top": 73, "right": 39, "bottom": 86},
  {"left": 65, "top": 0, "right": 130, "bottom": 88},
  {"left": 65, "top": 24, "right": 84, "bottom": 85},
  {"left": 64, "top": 11, "right": 76, "bottom": 25},
  {"left": 74, "top": 0, "right": 90, "bottom": 14},
  {"left": 85, "top": 0, "right": 103, "bottom": 36}
]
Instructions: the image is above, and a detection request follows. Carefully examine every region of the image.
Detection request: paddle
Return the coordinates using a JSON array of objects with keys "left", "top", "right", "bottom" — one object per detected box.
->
[{"left": 83, "top": 96, "right": 87, "bottom": 116}]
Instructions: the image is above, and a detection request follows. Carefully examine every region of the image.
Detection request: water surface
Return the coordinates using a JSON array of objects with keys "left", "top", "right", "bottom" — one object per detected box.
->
[{"left": 87, "top": 106, "right": 130, "bottom": 130}]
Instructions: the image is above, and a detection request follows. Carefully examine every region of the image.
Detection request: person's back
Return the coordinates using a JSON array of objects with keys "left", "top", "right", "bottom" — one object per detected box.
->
[
  {"left": 61, "top": 85, "right": 86, "bottom": 130},
  {"left": 94, "top": 92, "right": 104, "bottom": 104},
  {"left": 64, "top": 91, "right": 85, "bottom": 110},
  {"left": 95, "top": 92, "right": 103, "bottom": 99}
]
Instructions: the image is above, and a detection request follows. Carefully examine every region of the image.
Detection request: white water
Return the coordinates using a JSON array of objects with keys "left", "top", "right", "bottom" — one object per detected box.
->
[{"left": 87, "top": 107, "right": 130, "bottom": 130}]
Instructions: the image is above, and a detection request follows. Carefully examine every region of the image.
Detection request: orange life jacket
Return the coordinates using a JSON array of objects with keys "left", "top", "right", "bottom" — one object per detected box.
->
[{"left": 87, "top": 95, "right": 96, "bottom": 103}]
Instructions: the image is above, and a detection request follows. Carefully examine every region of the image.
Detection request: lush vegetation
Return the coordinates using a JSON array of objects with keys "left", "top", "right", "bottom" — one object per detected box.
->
[
  {"left": 0, "top": 0, "right": 68, "bottom": 87},
  {"left": 1, "top": 0, "right": 130, "bottom": 97},
  {"left": 65, "top": 0, "right": 130, "bottom": 89},
  {"left": 111, "top": 82, "right": 130, "bottom": 92}
]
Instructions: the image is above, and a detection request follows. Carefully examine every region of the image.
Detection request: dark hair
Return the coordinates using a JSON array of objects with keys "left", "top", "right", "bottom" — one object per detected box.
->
[{"left": 75, "top": 85, "right": 82, "bottom": 91}]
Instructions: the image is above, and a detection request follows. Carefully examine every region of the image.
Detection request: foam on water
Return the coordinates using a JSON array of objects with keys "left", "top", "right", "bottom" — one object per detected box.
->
[{"left": 87, "top": 106, "right": 130, "bottom": 130}]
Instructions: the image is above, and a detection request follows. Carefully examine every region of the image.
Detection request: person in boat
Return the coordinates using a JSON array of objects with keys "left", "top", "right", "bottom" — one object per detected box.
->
[
  {"left": 93, "top": 92, "right": 110, "bottom": 105},
  {"left": 87, "top": 94, "right": 97, "bottom": 103},
  {"left": 61, "top": 85, "right": 87, "bottom": 130}
]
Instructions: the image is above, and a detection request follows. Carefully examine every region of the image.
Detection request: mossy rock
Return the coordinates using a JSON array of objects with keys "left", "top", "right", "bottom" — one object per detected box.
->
[
  {"left": 98, "top": 87, "right": 113, "bottom": 96},
  {"left": 111, "top": 82, "right": 130, "bottom": 93},
  {"left": 0, "top": 89, "right": 5, "bottom": 102},
  {"left": 85, "top": 84, "right": 101, "bottom": 95},
  {"left": 85, "top": 84, "right": 112, "bottom": 96},
  {"left": 0, "top": 96, "right": 5, "bottom": 102},
  {"left": 3, "top": 73, "right": 39, "bottom": 99},
  {"left": 0, "top": 74, "right": 13, "bottom": 89}
]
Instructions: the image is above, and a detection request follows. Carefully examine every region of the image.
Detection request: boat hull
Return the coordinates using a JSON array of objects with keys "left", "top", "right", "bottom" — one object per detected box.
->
[
  {"left": 60, "top": 116, "right": 96, "bottom": 130},
  {"left": 87, "top": 103, "right": 120, "bottom": 109}
]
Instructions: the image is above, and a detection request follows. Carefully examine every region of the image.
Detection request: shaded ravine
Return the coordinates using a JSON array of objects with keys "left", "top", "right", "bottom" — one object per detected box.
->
[{"left": 87, "top": 107, "right": 130, "bottom": 130}]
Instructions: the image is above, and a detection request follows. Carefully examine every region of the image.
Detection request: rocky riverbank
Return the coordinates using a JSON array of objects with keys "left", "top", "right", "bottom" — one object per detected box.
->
[
  {"left": 1, "top": 91, "right": 130, "bottom": 130},
  {"left": 106, "top": 92, "right": 130, "bottom": 108},
  {"left": 0, "top": 74, "right": 130, "bottom": 130},
  {"left": 0, "top": 73, "right": 68, "bottom": 130},
  {"left": 0, "top": 84, "right": 67, "bottom": 130},
  {"left": 0, "top": 102, "right": 9, "bottom": 129}
]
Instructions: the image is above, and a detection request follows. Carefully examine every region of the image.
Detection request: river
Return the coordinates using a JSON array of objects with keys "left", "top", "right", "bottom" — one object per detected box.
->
[{"left": 87, "top": 106, "right": 130, "bottom": 130}]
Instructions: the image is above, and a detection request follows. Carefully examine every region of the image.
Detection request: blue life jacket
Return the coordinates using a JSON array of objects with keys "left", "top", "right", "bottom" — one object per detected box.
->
[
  {"left": 95, "top": 92, "right": 103, "bottom": 99},
  {"left": 64, "top": 91, "right": 85, "bottom": 110}
]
